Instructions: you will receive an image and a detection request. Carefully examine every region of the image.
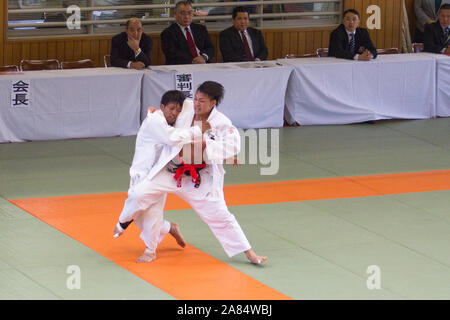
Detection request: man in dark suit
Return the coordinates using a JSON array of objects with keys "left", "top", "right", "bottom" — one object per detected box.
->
[
  {"left": 424, "top": 4, "right": 450, "bottom": 54},
  {"left": 110, "top": 18, "right": 153, "bottom": 69},
  {"left": 414, "top": 0, "right": 450, "bottom": 43},
  {"left": 219, "top": 6, "right": 268, "bottom": 62},
  {"left": 328, "top": 9, "right": 377, "bottom": 61},
  {"left": 160, "top": 1, "right": 215, "bottom": 65}
]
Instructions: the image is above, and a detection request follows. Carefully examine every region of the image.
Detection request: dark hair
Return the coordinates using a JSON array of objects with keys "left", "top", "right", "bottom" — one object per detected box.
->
[
  {"left": 232, "top": 6, "right": 250, "bottom": 19},
  {"left": 196, "top": 81, "right": 225, "bottom": 106},
  {"left": 439, "top": 3, "right": 450, "bottom": 12},
  {"left": 175, "top": 0, "right": 193, "bottom": 12},
  {"left": 343, "top": 9, "right": 360, "bottom": 18},
  {"left": 160, "top": 90, "right": 186, "bottom": 106}
]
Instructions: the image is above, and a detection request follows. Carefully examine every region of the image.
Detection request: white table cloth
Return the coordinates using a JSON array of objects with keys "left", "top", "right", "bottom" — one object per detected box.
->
[
  {"left": 142, "top": 61, "right": 293, "bottom": 129},
  {"left": 435, "top": 55, "right": 450, "bottom": 117},
  {"left": 279, "top": 54, "right": 437, "bottom": 125},
  {"left": 1, "top": 54, "right": 445, "bottom": 144},
  {"left": 0, "top": 67, "right": 143, "bottom": 143}
]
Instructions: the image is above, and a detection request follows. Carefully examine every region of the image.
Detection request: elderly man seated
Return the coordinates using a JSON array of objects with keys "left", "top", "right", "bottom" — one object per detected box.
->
[
  {"left": 110, "top": 17, "right": 153, "bottom": 70},
  {"left": 160, "top": 1, "right": 215, "bottom": 65}
]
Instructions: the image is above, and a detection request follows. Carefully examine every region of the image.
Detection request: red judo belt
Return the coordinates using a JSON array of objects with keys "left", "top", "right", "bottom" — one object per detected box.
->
[{"left": 173, "top": 161, "right": 207, "bottom": 188}]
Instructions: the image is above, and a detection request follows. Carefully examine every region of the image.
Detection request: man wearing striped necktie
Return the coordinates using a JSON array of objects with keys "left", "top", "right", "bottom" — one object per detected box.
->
[
  {"left": 328, "top": 9, "right": 377, "bottom": 61},
  {"left": 414, "top": 0, "right": 450, "bottom": 42},
  {"left": 424, "top": 3, "right": 450, "bottom": 54}
]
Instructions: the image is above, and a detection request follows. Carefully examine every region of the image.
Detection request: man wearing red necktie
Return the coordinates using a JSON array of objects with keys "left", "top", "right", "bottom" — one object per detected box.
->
[
  {"left": 219, "top": 6, "right": 269, "bottom": 63},
  {"left": 161, "top": 1, "right": 215, "bottom": 65}
]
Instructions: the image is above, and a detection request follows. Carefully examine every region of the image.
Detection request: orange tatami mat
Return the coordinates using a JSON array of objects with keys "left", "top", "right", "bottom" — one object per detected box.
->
[
  {"left": 10, "top": 193, "right": 291, "bottom": 300},
  {"left": 9, "top": 169, "right": 450, "bottom": 300}
]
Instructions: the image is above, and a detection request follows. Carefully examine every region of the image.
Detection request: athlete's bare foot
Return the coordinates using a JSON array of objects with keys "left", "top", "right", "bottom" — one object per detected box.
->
[
  {"left": 169, "top": 222, "right": 186, "bottom": 248},
  {"left": 136, "top": 248, "right": 156, "bottom": 263},
  {"left": 245, "top": 249, "right": 267, "bottom": 265}
]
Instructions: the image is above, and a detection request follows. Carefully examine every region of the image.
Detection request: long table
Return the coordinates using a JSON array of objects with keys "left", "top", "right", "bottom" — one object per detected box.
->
[
  {"left": 1, "top": 55, "right": 448, "bottom": 143},
  {"left": 0, "top": 68, "right": 143, "bottom": 143},
  {"left": 142, "top": 62, "right": 293, "bottom": 129},
  {"left": 435, "top": 54, "right": 450, "bottom": 117},
  {"left": 279, "top": 54, "right": 438, "bottom": 125}
]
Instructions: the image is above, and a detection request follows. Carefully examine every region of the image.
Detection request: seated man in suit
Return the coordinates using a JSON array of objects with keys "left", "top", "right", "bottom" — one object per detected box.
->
[
  {"left": 424, "top": 3, "right": 450, "bottom": 54},
  {"left": 328, "top": 9, "right": 377, "bottom": 61},
  {"left": 414, "top": 0, "right": 450, "bottom": 43},
  {"left": 219, "top": 6, "right": 268, "bottom": 62},
  {"left": 160, "top": 1, "right": 215, "bottom": 65},
  {"left": 110, "top": 18, "right": 153, "bottom": 70}
]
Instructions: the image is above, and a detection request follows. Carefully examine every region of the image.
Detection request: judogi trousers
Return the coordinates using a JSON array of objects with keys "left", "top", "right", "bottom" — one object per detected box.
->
[
  {"left": 133, "top": 193, "right": 170, "bottom": 253},
  {"left": 118, "top": 165, "right": 251, "bottom": 257}
]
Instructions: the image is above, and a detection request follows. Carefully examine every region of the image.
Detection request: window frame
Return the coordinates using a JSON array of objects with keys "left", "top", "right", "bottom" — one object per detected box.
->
[{"left": 7, "top": 0, "right": 343, "bottom": 39}]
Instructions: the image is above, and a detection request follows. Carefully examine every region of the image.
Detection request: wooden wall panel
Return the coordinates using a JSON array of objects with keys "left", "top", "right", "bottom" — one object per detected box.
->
[
  {"left": 321, "top": 30, "right": 330, "bottom": 48},
  {"left": 11, "top": 42, "right": 22, "bottom": 67},
  {"left": 39, "top": 41, "right": 48, "bottom": 60},
  {"left": 305, "top": 31, "right": 315, "bottom": 54},
  {"left": 405, "top": 0, "right": 416, "bottom": 37},
  {"left": 392, "top": 0, "right": 401, "bottom": 48},
  {"left": 56, "top": 41, "right": 65, "bottom": 62},
  {"left": 98, "top": 39, "right": 109, "bottom": 67},
  {"left": 47, "top": 42, "right": 56, "bottom": 62},
  {"left": 281, "top": 31, "right": 291, "bottom": 57},
  {"left": 65, "top": 41, "right": 74, "bottom": 62},
  {"left": 30, "top": 42, "right": 39, "bottom": 60},
  {"left": 89, "top": 40, "right": 97, "bottom": 66},
  {"left": 272, "top": 31, "right": 283, "bottom": 58},
  {"left": 297, "top": 31, "right": 307, "bottom": 55},
  {"left": 5, "top": 41, "right": 13, "bottom": 65},
  {"left": 1, "top": 1, "right": 410, "bottom": 68},
  {"left": 73, "top": 40, "right": 82, "bottom": 61},
  {"left": 264, "top": 31, "right": 274, "bottom": 58},
  {"left": 313, "top": 31, "right": 323, "bottom": 52},
  {"left": 21, "top": 42, "right": 30, "bottom": 61},
  {"left": 0, "top": 0, "right": 6, "bottom": 66},
  {"left": 384, "top": 0, "right": 394, "bottom": 49}
]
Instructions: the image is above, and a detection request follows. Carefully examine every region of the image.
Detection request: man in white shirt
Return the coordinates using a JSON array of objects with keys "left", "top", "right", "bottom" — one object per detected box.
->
[
  {"left": 328, "top": 9, "right": 377, "bottom": 61},
  {"left": 414, "top": 0, "right": 450, "bottom": 42},
  {"left": 424, "top": 4, "right": 450, "bottom": 53},
  {"left": 110, "top": 18, "right": 153, "bottom": 69},
  {"left": 160, "top": 1, "right": 215, "bottom": 65},
  {"left": 219, "top": 6, "right": 268, "bottom": 62}
]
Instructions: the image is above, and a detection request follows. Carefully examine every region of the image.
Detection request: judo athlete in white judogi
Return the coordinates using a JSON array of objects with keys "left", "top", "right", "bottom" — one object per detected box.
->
[
  {"left": 115, "top": 81, "right": 267, "bottom": 264},
  {"left": 113, "top": 90, "right": 208, "bottom": 261}
]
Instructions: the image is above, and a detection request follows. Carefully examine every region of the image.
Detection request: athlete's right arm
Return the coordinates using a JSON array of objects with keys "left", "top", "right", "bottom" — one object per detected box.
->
[{"left": 144, "top": 113, "right": 202, "bottom": 147}]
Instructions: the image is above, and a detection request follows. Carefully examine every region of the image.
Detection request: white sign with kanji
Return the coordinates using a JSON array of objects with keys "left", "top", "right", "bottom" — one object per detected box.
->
[
  {"left": 11, "top": 80, "right": 32, "bottom": 108},
  {"left": 175, "top": 73, "right": 194, "bottom": 99}
]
